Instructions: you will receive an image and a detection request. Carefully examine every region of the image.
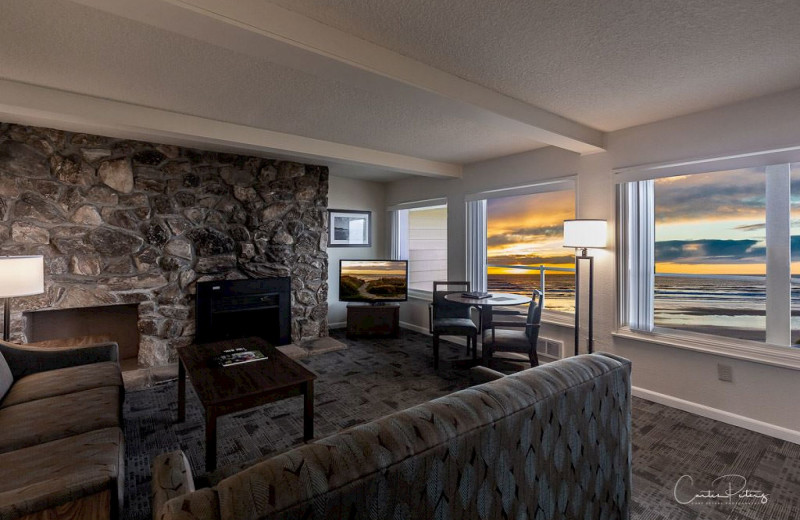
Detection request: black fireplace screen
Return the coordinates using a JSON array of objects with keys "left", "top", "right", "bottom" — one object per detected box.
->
[{"left": 195, "top": 277, "right": 291, "bottom": 345}]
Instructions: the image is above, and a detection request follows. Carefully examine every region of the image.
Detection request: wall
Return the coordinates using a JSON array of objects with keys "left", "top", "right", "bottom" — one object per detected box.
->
[
  {"left": 0, "top": 122, "right": 329, "bottom": 366},
  {"left": 386, "top": 87, "right": 800, "bottom": 439},
  {"left": 326, "top": 175, "right": 387, "bottom": 326}
]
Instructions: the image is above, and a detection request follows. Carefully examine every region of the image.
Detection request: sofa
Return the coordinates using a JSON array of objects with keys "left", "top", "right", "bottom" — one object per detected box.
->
[
  {"left": 152, "top": 352, "right": 631, "bottom": 520},
  {"left": 0, "top": 338, "right": 125, "bottom": 520}
]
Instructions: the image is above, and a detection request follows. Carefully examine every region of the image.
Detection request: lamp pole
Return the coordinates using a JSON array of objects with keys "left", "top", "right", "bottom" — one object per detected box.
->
[
  {"left": 573, "top": 247, "right": 595, "bottom": 356},
  {"left": 2, "top": 297, "right": 9, "bottom": 342},
  {"left": 563, "top": 219, "right": 606, "bottom": 357}
]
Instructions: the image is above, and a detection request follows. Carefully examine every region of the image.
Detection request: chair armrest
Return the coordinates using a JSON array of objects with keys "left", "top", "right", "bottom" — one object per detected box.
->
[
  {"left": 0, "top": 340, "right": 120, "bottom": 379},
  {"left": 152, "top": 450, "right": 196, "bottom": 520},
  {"left": 469, "top": 366, "right": 506, "bottom": 385}
]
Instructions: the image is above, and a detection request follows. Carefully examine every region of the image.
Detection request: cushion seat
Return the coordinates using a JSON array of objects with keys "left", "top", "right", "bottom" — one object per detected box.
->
[
  {"left": 0, "top": 427, "right": 124, "bottom": 519},
  {"left": 489, "top": 328, "right": 532, "bottom": 352},
  {"left": 432, "top": 317, "right": 477, "bottom": 335},
  {"left": 0, "top": 361, "right": 122, "bottom": 409},
  {"left": 0, "top": 386, "right": 121, "bottom": 454}
]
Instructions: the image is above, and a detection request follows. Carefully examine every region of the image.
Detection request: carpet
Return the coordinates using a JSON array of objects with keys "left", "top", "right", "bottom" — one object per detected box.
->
[{"left": 122, "top": 329, "right": 800, "bottom": 520}]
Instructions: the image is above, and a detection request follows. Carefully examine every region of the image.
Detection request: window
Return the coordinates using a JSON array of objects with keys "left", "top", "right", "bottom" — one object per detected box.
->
[
  {"left": 391, "top": 204, "right": 447, "bottom": 293},
  {"left": 464, "top": 180, "right": 576, "bottom": 315},
  {"left": 486, "top": 190, "right": 576, "bottom": 313},
  {"left": 620, "top": 162, "right": 800, "bottom": 348}
]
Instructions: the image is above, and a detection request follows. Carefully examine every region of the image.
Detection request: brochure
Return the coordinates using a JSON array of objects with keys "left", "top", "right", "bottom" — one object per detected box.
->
[{"left": 213, "top": 347, "right": 268, "bottom": 367}]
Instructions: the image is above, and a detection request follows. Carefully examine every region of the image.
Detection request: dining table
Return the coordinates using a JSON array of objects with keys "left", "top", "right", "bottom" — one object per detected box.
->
[{"left": 443, "top": 291, "right": 532, "bottom": 367}]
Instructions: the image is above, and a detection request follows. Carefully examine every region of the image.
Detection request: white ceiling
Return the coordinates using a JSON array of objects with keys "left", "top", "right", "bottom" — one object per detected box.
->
[
  {"left": 271, "top": 0, "right": 800, "bottom": 132},
  {"left": 1, "top": 0, "right": 799, "bottom": 181},
  {"left": 0, "top": 0, "right": 545, "bottom": 167}
]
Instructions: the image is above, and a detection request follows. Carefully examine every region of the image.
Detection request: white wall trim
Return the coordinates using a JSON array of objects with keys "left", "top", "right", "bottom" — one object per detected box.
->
[
  {"left": 633, "top": 386, "right": 800, "bottom": 445},
  {"left": 614, "top": 145, "right": 800, "bottom": 183},
  {"left": 613, "top": 329, "right": 800, "bottom": 370},
  {"left": 400, "top": 321, "right": 431, "bottom": 335},
  {"left": 0, "top": 78, "right": 461, "bottom": 178},
  {"left": 329, "top": 322, "right": 346, "bottom": 329},
  {"left": 465, "top": 176, "right": 577, "bottom": 202}
]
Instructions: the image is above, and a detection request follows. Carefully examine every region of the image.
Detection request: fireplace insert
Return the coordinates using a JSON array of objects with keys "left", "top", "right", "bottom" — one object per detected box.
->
[{"left": 195, "top": 277, "right": 291, "bottom": 345}]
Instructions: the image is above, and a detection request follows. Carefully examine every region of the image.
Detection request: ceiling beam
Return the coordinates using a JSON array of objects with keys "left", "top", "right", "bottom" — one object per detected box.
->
[
  {"left": 68, "top": 0, "right": 605, "bottom": 154},
  {"left": 0, "top": 79, "right": 461, "bottom": 178}
]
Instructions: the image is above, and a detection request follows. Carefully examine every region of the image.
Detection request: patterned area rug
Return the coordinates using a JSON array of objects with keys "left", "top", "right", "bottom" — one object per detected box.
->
[{"left": 122, "top": 329, "right": 800, "bottom": 520}]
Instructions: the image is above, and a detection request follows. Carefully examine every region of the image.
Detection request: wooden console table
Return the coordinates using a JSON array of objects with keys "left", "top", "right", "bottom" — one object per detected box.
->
[{"left": 346, "top": 303, "right": 400, "bottom": 338}]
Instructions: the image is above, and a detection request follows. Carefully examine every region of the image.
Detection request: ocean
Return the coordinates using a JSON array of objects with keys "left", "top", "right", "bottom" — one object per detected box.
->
[{"left": 487, "top": 273, "right": 800, "bottom": 343}]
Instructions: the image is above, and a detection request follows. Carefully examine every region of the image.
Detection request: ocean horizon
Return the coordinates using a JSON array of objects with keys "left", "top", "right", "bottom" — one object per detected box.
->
[{"left": 487, "top": 273, "right": 800, "bottom": 344}]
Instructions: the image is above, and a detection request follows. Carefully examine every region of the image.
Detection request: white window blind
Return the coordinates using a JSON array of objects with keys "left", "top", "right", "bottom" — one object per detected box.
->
[
  {"left": 389, "top": 209, "right": 409, "bottom": 261},
  {"left": 465, "top": 199, "right": 487, "bottom": 292},
  {"left": 619, "top": 180, "right": 655, "bottom": 331}
]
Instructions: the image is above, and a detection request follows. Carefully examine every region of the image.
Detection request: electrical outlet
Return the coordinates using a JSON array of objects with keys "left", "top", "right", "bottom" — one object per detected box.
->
[{"left": 717, "top": 363, "right": 733, "bottom": 382}]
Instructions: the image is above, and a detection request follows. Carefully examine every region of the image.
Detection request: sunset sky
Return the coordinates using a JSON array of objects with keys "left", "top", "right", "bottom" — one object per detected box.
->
[
  {"left": 487, "top": 189, "right": 575, "bottom": 274},
  {"left": 486, "top": 166, "right": 800, "bottom": 277},
  {"left": 655, "top": 167, "right": 800, "bottom": 275}
]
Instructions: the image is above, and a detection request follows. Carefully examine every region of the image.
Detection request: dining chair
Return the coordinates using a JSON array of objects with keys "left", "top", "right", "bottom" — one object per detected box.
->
[
  {"left": 429, "top": 281, "right": 478, "bottom": 369},
  {"left": 482, "top": 289, "right": 543, "bottom": 368}
]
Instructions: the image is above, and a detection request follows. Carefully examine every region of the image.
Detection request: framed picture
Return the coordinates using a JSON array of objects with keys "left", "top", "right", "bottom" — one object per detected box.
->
[{"left": 328, "top": 209, "right": 372, "bottom": 247}]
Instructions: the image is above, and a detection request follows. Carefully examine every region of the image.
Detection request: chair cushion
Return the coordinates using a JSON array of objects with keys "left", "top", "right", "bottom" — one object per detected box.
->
[
  {"left": 433, "top": 318, "right": 477, "bottom": 335},
  {"left": 0, "top": 361, "right": 122, "bottom": 409},
  {"left": 0, "top": 386, "right": 121, "bottom": 454},
  {"left": 0, "top": 427, "right": 124, "bottom": 519},
  {"left": 489, "top": 328, "right": 533, "bottom": 353},
  {"left": 0, "top": 353, "right": 11, "bottom": 405}
]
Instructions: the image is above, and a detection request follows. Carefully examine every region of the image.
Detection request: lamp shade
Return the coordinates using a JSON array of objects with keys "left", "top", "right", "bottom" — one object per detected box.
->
[
  {"left": 0, "top": 256, "right": 44, "bottom": 297},
  {"left": 563, "top": 220, "right": 607, "bottom": 249}
]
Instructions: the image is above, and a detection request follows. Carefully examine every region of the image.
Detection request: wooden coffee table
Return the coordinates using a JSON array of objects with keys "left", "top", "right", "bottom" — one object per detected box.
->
[{"left": 176, "top": 336, "right": 316, "bottom": 471}]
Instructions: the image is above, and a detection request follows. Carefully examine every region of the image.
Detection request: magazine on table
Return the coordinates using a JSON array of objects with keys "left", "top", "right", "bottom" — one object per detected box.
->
[
  {"left": 213, "top": 347, "right": 268, "bottom": 367},
  {"left": 461, "top": 291, "right": 493, "bottom": 299}
]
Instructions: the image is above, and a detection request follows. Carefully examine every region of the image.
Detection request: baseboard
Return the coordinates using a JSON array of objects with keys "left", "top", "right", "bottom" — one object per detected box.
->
[
  {"left": 633, "top": 386, "right": 800, "bottom": 445},
  {"left": 399, "top": 321, "right": 430, "bottom": 335},
  {"left": 328, "top": 322, "right": 346, "bottom": 329}
]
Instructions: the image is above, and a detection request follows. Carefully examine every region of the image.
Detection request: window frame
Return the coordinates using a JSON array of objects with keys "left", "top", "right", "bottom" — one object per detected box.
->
[
  {"left": 468, "top": 177, "right": 578, "bottom": 320},
  {"left": 389, "top": 200, "right": 448, "bottom": 299},
  {"left": 615, "top": 150, "right": 800, "bottom": 369}
]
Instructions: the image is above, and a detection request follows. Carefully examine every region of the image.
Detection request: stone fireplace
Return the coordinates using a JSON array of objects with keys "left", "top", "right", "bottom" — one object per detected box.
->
[{"left": 0, "top": 122, "right": 329, "bottom": 367}]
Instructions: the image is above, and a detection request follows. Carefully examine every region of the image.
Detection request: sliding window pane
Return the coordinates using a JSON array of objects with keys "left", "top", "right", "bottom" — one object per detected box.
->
[{"left": 653, "top": 169, "right": 767, "bottom": 341}]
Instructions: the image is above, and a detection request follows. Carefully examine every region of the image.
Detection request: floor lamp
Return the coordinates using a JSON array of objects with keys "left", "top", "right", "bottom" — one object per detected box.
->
[
  {"left": 563, "top": 220, "right": 607, "bottom": 356},
  {"left": 0, "top": 256, "right": 45, "bottom": 341}
]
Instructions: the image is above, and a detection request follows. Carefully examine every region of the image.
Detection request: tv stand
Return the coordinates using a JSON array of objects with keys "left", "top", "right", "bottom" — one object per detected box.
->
[{"left": 346, "top": 303, "right": 400, "bottom": 339}]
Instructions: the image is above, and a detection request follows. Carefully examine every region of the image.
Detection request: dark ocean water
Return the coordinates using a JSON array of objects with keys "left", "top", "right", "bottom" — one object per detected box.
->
[{"left": 487, "top": 273, "right": 800, "bottom": 342}]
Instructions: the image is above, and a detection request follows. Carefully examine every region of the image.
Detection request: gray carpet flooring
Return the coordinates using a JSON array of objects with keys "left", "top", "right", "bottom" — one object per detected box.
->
[{"left": 122, "top": 329, "right": 800, "bottom": 520}]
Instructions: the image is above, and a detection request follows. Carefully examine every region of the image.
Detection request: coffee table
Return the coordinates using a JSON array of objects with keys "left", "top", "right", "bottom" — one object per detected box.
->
[{"left": 177, "top": 336, "right": 316, "bottom": 471}]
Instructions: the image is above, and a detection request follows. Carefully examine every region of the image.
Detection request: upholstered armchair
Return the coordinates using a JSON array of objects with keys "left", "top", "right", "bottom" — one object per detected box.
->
[{"left": 482, "top": 289, "right": 543, "bottom": 368}]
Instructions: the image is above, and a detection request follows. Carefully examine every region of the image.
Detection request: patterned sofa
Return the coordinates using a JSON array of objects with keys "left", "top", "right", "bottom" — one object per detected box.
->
[
  {"left": 152, "top": 353, "right": 631, "bottom": 520},
  {"left": 0, "top": 338, "right": 125, "bottom": 520}
]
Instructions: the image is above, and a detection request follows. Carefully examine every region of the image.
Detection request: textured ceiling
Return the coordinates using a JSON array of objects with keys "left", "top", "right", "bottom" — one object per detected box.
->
[
  {"left": 269, "top": 0, "right": 800, "bottom": 131},
  {"left": 0, "top": 0, "right": 544, "bottom": 166}
]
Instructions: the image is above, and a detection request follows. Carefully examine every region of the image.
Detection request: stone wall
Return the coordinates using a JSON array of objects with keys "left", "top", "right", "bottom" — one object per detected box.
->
[{"left": 0, "top": 122, "right": 329, "bottom": 366}]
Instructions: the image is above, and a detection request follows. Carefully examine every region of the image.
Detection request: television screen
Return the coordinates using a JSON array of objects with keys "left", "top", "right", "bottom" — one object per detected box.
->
[{"left": 339, "top": 260, "right": 408, "bottom": 302}]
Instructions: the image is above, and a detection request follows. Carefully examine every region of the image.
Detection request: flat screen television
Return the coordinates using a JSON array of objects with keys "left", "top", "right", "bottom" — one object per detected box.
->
[{"left": 339, "top": 259, "right": 408, "bottom": 303}]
